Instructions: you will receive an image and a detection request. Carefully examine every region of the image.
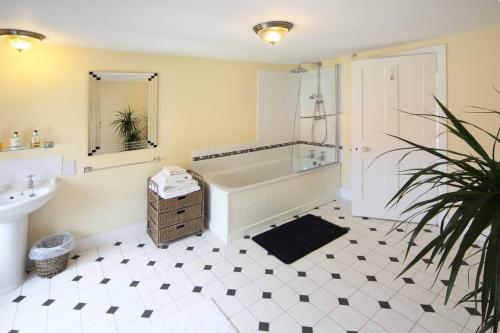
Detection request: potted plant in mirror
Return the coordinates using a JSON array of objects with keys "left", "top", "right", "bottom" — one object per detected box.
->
[
  {"left": 110, "top": 106, "right": 145, "bottom": 150},
  {"left": 383, "top": 95, "right": 499, "bottom": 333}
]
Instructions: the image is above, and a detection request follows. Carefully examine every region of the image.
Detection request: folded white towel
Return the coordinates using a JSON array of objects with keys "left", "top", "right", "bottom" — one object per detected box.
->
[
  {"left": 161, "top": 179, "right": 198, "bottom": 191},
  {"left": 151, "top": 185, "right": 201, "bottom": 199},
  {"left": 151, "top": 173, "right": 192, "bottom": 185},
  {"left": 162, "top": 165, "right": 186, "bottom": 176},
  {"left": 161, "top": 172, "right": 192, "bottom": 181},
  {"left": 150, "top": 166, "right": 200, "bottom": 199}
]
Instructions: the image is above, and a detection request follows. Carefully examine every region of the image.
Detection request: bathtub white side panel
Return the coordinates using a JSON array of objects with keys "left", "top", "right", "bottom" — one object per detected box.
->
[
  {"left": 228, "top": 164, "right": 340, "bottom": 239},
  {"left": 205, "top": 184, "right": 229, "bottom": 243}
]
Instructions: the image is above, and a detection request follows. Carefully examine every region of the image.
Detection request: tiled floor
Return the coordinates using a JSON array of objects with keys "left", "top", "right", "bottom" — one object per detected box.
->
[{"left": 0, "top": 199, "right": 485, "bottom": 333}]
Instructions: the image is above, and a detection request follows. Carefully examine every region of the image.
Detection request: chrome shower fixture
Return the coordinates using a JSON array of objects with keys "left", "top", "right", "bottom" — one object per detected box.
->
[
  {"left": 291, "top": 61, "right": 323, "bottom": 103},
  {"left": 291, "top": 65, "right": 308, "bottom": 73},
  {"left": 309, "top": 93, "right": 322, "bottom": 101},
  {"left": 290, "top": 61, "right": 328, "bottom": 144},
  {"left": 290, "top": 61, "right": 321, "bottom": 74}
]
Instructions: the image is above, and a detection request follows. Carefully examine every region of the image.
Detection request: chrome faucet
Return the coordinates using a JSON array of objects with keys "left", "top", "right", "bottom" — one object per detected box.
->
[{"left": 27, "top": 174, "right": 35, "bottom": 197}]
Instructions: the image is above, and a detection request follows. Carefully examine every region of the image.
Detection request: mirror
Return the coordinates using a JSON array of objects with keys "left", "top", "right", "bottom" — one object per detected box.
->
[{"left": 88, "top": 72, "right": 158, "bottom": 155}]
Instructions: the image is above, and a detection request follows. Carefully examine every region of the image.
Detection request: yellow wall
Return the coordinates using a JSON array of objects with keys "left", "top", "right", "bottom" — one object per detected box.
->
[
  {"left": 2, "top": 25, "right": 500, "bottom": 243},
  {"left": 323, "top": 25, "right": 500, "bottom": 189},
  {"left": 0, "top": 43, "right": 287, "bottom": 244}
]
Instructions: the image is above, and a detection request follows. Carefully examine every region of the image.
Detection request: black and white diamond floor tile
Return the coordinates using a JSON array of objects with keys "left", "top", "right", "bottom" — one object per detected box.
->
[{"left": 1, "top": 199, "right": 482, "bottom": 333}]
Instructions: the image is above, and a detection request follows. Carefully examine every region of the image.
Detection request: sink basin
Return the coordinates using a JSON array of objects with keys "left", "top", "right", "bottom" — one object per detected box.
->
[
  {"left": 0, "top": 179, "right": 56, "bottom": 220},
  {"left": 0, "top": 179, "right": 57, "bottom": 294}
]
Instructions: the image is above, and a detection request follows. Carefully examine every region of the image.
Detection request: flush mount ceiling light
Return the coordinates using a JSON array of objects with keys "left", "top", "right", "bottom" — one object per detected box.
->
[
  {"left": 253, "top": 21, "right": 293, "bottom": 45},
  {"left": 0, "top": 29, "right": 46, "bottom": 52}
]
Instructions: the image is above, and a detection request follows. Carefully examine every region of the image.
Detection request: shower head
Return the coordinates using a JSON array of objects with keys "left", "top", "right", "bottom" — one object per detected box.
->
[
  {"left": 291, "top": 65, "right": 308, "bottom": 73},
  {"left": 290, "top": 61, "right": 321, "bottom": 74}
]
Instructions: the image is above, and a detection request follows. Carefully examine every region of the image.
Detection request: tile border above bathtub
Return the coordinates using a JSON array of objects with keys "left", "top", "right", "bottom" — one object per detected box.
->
[{"left": 192, "top": 141, "right": 342, "bottom": 161}]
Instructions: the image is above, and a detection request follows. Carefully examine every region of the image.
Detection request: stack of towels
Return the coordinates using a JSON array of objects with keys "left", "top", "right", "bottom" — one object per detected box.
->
[{"left": 151, "top": 166, "right": 200, "bottom": 199}]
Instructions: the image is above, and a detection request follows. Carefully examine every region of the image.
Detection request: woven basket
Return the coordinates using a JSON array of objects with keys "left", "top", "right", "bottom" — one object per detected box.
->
[
  {"left": 148, "top": 217, "right": 203, "bottom": 246},
  {"left": 148, "top": 203, "right": 202, "bottom": 228},
  {"left": 148, "top": 189, "right": 203, "bottom": 213},
  {"left": 34, "top": 252, "right": 70, "bottom": 278}
]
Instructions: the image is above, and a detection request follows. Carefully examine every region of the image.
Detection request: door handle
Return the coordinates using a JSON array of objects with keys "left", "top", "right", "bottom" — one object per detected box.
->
[{"left": 361, "top": 147, "right": 370, "bottom": 152}]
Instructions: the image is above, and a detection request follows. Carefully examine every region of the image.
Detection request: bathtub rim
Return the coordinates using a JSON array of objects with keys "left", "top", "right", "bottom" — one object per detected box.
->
[{"left": 200, "top": 159, "right": 339, "bottom": 194}]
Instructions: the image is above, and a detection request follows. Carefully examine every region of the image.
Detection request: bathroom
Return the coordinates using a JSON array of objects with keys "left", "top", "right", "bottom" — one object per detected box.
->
[
  {"left": 1, "top": 2, "right": 500, "bottom": 333},
  {"left": 0, "top": 39, "right": 347, "bottom": 333}
]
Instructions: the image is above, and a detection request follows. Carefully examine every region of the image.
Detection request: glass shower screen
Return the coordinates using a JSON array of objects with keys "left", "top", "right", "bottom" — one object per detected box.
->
[{"left": 290, "top": 64, "right": 342, "bottom": 173}]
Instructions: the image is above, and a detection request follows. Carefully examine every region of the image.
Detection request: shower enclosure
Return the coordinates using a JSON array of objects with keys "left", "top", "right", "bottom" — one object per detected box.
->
[
  {"left": 195, "top": 64, "right": 342, "bottom": 241},
  {"left": 290, "top": 63, "right": 341, "bottom": 172}
]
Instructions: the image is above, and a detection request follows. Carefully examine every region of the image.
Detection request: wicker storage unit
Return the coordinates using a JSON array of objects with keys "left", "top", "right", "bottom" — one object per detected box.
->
[{"left": 147, "top": 170, "right": 205, "bottom": 247}]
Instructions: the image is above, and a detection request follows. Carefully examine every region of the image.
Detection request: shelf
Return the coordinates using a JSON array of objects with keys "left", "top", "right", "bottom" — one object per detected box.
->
[{"left": 1, "top": 145, "right": 54, "bottom": 152}]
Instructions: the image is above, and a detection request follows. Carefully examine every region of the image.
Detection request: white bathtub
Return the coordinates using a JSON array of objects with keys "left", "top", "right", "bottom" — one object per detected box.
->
[{"left": 201, "top": 158, "right": 340, "bottom": 243}]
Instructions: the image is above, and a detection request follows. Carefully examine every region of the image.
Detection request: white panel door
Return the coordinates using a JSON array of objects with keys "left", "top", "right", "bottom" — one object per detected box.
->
[{"left": 351, "top": 54, "right": 439, "bottom": 222}]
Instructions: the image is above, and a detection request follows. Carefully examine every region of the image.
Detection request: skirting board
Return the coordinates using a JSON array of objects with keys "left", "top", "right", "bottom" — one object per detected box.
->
[
  {"left": 73, "top": 221, "right": 145, "bottom": 253},
  {"left": 340, "top": 187, "right": 352, "bottom": 200},
  {"left": 25, "top": 222, "right": 146, "bottom": 270}
]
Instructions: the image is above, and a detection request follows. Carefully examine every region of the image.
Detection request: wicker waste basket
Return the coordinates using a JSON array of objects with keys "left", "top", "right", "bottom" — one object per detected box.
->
[{"left": 29, "top": 232, "right": 74, "bottom": 278}]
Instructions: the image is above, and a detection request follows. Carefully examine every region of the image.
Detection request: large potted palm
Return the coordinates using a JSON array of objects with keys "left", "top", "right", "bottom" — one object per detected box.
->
[{"left": 385, "top": 95, "right": 499, "bottom": 333}]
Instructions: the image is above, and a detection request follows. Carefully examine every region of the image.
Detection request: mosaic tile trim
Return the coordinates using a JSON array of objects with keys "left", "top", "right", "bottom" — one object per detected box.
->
[
  {"left": 300, "top": 141, "right": 338, "bottom": 148},
  {"left": 192, "top": 141, "right": 342, "bottom": 161}
]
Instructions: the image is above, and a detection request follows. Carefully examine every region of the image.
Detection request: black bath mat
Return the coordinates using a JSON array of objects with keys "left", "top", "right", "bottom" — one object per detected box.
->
[{"left": 252, "top": 214, "right": 348, "bottom": 264}]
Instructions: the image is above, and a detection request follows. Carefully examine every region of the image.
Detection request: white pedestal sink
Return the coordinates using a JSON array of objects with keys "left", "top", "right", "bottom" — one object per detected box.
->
[{"left": 0, "top": 179, "right": 56, "bottom": 294}]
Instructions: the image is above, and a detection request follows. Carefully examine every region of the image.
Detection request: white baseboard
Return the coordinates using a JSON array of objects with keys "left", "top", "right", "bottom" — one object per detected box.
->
[
  {"left": 74, "top": 221, "right": 145, "bottom": 253},
  {"left": 26, "top": 222, "right": 146, "bottom": 270},
  {"left": 340, "top": 187, "right": 352, "bottom": 200}
]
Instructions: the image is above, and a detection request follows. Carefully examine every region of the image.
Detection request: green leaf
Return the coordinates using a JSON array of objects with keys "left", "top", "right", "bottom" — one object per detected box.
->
[{"left": 380, "top": 95, "right": 500, "bottom": 333}]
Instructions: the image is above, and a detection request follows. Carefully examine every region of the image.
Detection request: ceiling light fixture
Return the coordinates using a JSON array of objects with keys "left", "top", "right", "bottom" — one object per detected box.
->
[
  {"left": 0, "top": 29, "right": 46, "bottom": 52},
  {"left": 253, "top": 21, "right": 293, "bottom": 45}
]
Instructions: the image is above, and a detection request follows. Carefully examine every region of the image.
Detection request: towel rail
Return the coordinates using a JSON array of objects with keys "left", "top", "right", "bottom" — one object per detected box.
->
[
  {"left": 299, "top": 113, "right": 337, "bottom": 119},
  {"left": 84, "top": 156, "right": 160, "bottom": 173}
]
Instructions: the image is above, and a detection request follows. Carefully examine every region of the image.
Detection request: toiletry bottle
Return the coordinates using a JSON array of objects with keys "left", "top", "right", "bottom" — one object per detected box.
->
[
  {"left": 31, "top": 130, "right": 40, "bottom": 148},
  {"left": 10, "top": 132, "right": 21, "bottom": 149}
]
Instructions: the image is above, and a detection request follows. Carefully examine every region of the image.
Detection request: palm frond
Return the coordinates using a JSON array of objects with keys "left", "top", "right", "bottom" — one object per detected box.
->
[
  {"left": 109, "top": 106, "right": 145, "bottom": 149},
  {"left": 382, "top": 96, "right": 500, "bottom": 332}
]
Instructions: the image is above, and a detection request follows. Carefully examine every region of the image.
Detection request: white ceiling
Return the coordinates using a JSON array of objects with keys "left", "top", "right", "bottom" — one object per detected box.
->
[{"left": 1, "top": 0, "right": 500, "bottom": 64}]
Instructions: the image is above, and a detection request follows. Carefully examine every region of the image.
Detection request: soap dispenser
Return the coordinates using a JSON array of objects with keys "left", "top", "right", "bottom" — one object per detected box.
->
[
  {"left": 10, "top": 132, "right": 21, "bottom": 149},
  {"left": 31, "top": 130, "right": 40, "bottom": 148}
]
